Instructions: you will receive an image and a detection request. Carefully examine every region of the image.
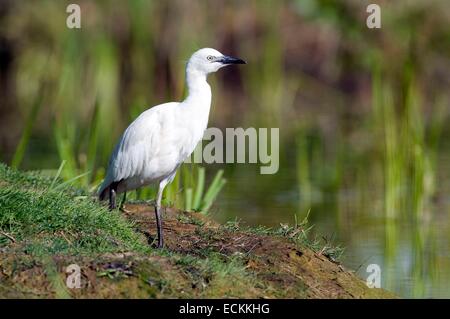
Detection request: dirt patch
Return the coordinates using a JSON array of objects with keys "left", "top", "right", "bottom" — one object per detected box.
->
[{"left": 0, "top": 203, "right": 396, "bottom": 298}]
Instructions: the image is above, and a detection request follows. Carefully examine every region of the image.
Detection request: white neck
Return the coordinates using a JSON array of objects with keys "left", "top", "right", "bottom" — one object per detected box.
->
[
  {"left": 183, "top": 66, "right": 212, "bottom": 120},
  {"left": 180, "top": 65, "right": 212, "bottom": 133},
  {"left": 185, "top": 67, "right": 210, "bottom": 100}
]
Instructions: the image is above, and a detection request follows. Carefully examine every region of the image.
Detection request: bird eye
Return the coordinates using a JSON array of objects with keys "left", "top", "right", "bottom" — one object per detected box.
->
[{"left": 207, "top": 55, "right": 215, "bottom": 61}]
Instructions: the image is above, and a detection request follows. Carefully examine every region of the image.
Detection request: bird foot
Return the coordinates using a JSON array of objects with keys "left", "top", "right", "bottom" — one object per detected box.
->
[{"left": 120, "top": 205, "right": 132, "bottom": 214}]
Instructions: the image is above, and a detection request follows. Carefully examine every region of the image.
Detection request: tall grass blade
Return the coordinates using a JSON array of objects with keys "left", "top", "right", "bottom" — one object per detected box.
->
[
  {"left": 85, "top": 98, "right": 101, "bottom": 186},
  {"left": 193, "top": 166, "right": 205, "bottom": 209},
  {"left": 11, "top": 95, "right": 43, "bottom": 168},
  {"left": 53, "top": 171, "right": 91, "bottom": 191},
  {"left": 200, "top": 169, "right": 226, "bottom": 213},
  {"left": 49, "top": 160, "right": 66, "bottom": 190},
  {"left": 185, "top": 188, "right": 193, "bottom": 211}
]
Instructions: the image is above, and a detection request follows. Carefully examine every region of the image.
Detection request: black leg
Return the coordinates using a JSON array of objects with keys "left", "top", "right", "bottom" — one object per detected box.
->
[
  {"left": 154, "top": 180, "right": 168, "bottom": 248},
  {"left": 119, "top": 192, "right": 127, "bottom": 210},
  {"left": 109, "top": 182, "right": 118, "bottom": 210},
  {"left": 155, "top": 204, "right": 164, "bottom": 248}
]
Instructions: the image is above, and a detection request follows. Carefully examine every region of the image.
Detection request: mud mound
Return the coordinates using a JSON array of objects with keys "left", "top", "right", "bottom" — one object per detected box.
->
[{"left": 0, "top": 204, "right": 395, "bottom": 298}]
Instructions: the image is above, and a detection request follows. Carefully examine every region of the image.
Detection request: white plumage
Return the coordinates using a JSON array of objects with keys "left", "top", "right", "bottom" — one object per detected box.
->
[{"left": 98, "top": 48, "right": 245, "bottom": 248}]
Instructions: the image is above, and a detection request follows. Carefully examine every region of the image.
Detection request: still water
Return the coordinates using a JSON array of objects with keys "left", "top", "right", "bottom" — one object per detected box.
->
[{"left": 214, "top": 153, "right": 450, "bottom": 298}]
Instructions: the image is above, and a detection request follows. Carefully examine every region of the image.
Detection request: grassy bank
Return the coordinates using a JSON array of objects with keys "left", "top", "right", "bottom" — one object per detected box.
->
[{"left": 0, "top": 164, "right": 394, "bottom": 298}]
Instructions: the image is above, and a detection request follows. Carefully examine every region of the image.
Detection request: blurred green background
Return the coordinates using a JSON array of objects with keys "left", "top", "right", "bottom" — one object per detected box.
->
[{"left": 1, "top": 0, "right": 450, "bottom": 298}]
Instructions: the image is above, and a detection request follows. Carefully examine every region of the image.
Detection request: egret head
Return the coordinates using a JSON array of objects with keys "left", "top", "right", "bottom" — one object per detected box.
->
[{"left": 187, "top": 48, "right": 246, "bottom": 75}]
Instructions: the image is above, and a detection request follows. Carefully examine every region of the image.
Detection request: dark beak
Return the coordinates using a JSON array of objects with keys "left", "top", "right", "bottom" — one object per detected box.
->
[{"left": 219, "top": 55, "right": 246, "bottom": 65}]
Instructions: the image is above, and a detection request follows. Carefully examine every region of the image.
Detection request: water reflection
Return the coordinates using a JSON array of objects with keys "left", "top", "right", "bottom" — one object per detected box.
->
[{"left": 215, "top": 156, "right": 450, "bottom": 298}]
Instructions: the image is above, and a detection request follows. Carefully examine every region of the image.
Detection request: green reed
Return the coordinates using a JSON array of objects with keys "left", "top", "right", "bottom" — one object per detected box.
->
[
  {"left": 372, "top": 55, "right": 442, "bottom": 220},
  {"left": 164, "top": 164, "right": 226, "bottom": 214}
]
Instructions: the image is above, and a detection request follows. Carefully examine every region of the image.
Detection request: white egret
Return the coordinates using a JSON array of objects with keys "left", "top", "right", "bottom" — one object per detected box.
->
[{"left": 98, "top": 48, "right": 245, "bottom": 248}]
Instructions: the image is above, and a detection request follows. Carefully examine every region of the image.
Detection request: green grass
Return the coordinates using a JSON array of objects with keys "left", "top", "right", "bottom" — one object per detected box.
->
[
  {"left": 224, "top": 213, "right": 344, "bottom": 262},
  {"left": 0, "top": 163, "right": 148, "bottom": 255},
  {"left": 0, "top": 163, "right": 254, "bottom": 296}
]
